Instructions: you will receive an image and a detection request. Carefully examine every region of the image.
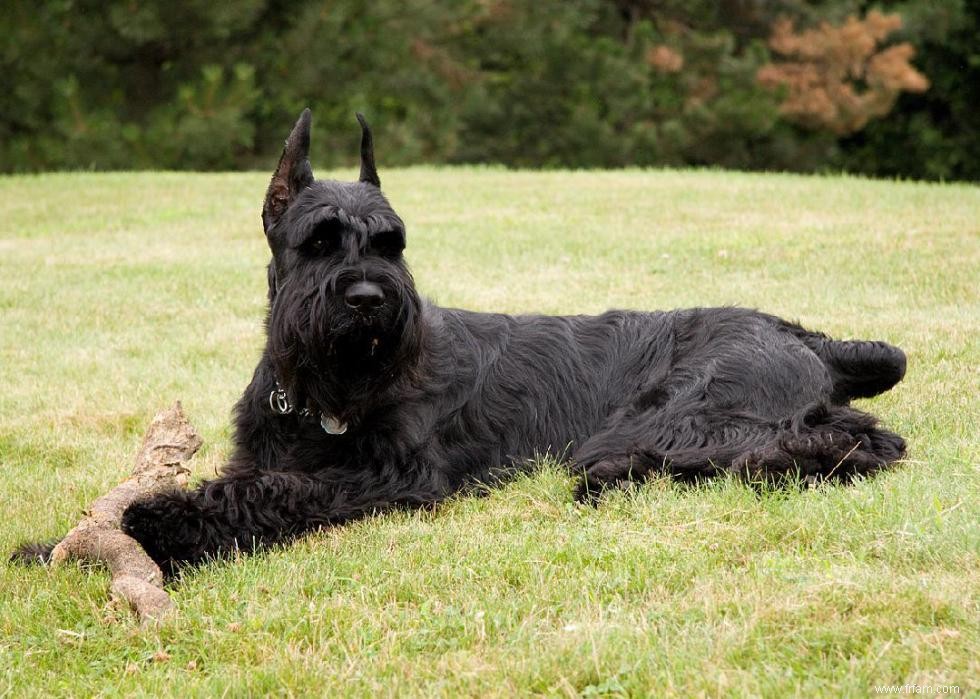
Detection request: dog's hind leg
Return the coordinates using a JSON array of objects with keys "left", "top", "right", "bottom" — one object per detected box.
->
[
  {"left": 729, "top": 403, "right": 906, "bottom": 483},
  {"left": 571, "top": 406, "right": 756, "bottom": 502},
  {"left": 572, "top": 403, "right": 905, "bottom": 503}
]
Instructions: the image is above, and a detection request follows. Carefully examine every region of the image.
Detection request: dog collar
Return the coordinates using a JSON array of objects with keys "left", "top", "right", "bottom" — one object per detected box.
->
[{"left": 269, "top": 382, "right": 347, "bottom": 435}]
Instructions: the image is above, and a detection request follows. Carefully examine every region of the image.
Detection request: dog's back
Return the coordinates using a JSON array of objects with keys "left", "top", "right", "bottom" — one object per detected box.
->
[{"left": 426, "top": 305, "right": 906, "bottom": 489}]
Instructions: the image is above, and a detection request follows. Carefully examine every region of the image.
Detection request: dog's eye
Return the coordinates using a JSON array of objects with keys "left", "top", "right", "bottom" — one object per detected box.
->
[
  {"left": 368, "top": 230, "right": 405, "bottom": 258},
  {"left": 304, "top": 221, "right": 343, "bottom": 256}
]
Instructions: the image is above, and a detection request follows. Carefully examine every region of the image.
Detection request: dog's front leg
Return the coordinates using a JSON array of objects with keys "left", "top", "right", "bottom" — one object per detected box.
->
[{"left": 120, "top": 470, "right": 403, "bottom": 574}]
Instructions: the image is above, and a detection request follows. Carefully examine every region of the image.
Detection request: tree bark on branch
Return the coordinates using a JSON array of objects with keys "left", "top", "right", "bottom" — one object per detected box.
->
[{"left": 49, "top": 402, "right": 202, "bottom": 624}]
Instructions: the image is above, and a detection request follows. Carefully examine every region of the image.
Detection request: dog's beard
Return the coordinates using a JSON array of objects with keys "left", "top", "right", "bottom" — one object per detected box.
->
[{"left": 266, "top": 270, "right": 422, "bottom": 418}]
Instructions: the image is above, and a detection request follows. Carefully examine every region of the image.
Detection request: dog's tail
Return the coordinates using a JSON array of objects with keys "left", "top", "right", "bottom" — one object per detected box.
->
[
  {"left": 776, "top": 320, "right": 906, "bottom": 403},
  {"left": 815, "top": 339, "right": 907, "bottom": 403}
]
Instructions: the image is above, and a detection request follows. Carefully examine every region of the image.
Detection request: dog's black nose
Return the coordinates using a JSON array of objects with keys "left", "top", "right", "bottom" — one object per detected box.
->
[{"left": 345, "top": 281, "right": 385, "bottom": 312}]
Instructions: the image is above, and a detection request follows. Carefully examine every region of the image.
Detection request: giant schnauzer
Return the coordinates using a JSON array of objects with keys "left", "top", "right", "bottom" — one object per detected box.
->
[{"left": 15, "top": 109, "right": 907, "bottom": 572}]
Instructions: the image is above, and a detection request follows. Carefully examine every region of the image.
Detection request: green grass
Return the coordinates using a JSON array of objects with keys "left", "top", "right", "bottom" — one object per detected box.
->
[{"left": 0, "top": 168, "right": 977, "bottom": 697}]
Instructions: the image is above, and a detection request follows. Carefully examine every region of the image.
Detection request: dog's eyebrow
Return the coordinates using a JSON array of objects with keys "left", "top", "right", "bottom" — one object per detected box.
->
[
  {"left": 290, "top": 205, "right": 404, "bottom": 253},
  {"left": 320, "top": 207, "right": 370, "bottom": 234},
  {"left": 364, "top": 214, "right": 403, "bottom": 233},
  {"left": 293, "top": 207, "right": 357, "bottom": 241}
]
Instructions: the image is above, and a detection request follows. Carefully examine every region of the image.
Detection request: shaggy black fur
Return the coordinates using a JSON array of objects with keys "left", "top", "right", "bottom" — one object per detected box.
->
[{"left": 12, "top": 110, "right": 907, "bottom": 573}]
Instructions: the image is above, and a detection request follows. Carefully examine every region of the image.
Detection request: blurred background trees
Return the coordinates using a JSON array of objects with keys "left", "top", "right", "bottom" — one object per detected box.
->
[{"left": 1, "top": 0, "right": 975, "bottom": 180}]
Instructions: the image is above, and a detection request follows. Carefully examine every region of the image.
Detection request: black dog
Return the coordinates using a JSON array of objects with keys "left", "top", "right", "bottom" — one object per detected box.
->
[{"left": 15, "top": 110, "right": 907, "bottom": 572}]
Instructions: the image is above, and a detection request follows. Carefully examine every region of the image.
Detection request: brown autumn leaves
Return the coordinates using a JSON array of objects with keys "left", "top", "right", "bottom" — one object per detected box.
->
[{"left": 648, "top": 10, "right": 928, "bottom": 136}]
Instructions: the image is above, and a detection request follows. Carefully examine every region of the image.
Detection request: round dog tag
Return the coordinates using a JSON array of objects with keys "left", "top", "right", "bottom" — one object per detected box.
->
[{"left": 320, "top": 413, "right": 348, "bottom": 435}]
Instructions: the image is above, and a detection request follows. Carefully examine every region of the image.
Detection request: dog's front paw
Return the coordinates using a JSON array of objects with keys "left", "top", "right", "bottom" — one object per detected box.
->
[{"left": 121, "top": 493, "right": 206, "bottom": 574}]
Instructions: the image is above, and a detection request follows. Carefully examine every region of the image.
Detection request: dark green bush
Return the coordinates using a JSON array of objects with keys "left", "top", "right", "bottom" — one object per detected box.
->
[{"left": 0, "top": 0, "right": 974, "bottom": 180}]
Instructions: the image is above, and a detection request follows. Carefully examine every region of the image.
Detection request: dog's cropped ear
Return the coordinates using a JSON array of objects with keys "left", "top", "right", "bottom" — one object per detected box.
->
[
  {"left": 262, "top": 108, "right": 314, "bottom": 234},
  {"left": 356, "top": 113, "right": 380, "bottom": 188}
]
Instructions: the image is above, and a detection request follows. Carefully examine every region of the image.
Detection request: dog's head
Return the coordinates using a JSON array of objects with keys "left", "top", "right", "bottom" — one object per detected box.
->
[{"left": 261, "top": 109, "right": 422, "bottom": 416}]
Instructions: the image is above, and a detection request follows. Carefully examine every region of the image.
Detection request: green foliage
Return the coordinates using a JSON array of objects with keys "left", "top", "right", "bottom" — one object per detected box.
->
[
  {"left": 0, "top": 0, "right": 267, "bottom": 170},
  {"left": 0, "top": 0, "right": 974, "bottom": 179},
  {"left": 836, "top": 0, "right": 980, "bottom": 181}
]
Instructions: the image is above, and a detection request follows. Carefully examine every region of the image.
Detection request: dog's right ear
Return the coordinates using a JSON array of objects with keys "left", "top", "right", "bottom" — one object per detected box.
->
[{"left": 262, "top": 108, "right": 314, "bottom": 235}]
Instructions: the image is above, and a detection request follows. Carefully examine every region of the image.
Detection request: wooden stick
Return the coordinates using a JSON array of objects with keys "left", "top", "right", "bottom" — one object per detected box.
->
[{"left": 50, "top": 401, "right": 202, "bottom": 624}]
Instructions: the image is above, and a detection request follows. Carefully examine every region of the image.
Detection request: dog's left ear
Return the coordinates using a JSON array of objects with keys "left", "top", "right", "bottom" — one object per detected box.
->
[
  {"left": 356, "top": 113, "right": 380, "bottom": 188},
  {"left": 263, "top": 108, "right": 314, "bottom": 234}
]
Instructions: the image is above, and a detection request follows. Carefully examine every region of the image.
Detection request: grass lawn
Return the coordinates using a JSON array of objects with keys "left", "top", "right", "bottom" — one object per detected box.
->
[{"left": 0, "top": 168, "right": 977, "bottom": 697}]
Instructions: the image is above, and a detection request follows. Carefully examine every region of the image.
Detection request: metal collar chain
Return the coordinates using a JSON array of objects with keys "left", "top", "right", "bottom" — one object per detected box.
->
[
  {"left": 268, "top": 381, "right": 346, "bottom": 435},
  {"left": 269, "top": 382, "right": 294, "bottom": 415}
]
